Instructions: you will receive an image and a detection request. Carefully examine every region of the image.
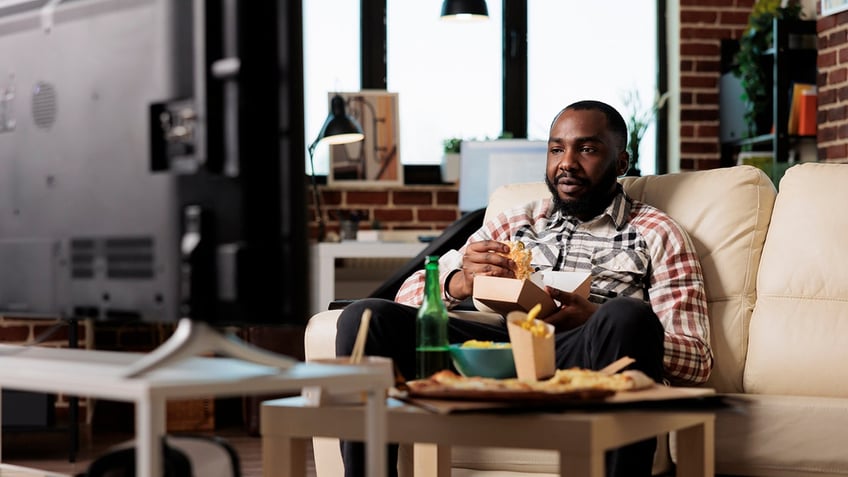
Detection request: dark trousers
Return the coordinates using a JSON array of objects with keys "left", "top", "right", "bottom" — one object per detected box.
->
[{"left": 336, "top": 296, "right": 665, "bottom": 477}]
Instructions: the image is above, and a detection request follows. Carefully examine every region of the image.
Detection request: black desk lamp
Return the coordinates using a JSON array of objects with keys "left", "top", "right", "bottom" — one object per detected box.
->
[
  {"left": 440, "top": 0, "right": 489, "bottom": 21},
  {"left": 308, "top": 94, "right": 365, "bottom": 242}
]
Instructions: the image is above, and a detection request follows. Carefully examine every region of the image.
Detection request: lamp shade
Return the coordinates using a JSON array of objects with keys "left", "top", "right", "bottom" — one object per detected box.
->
[
  {"left": 440, "top": 0, "right": 488, "bottom": 21},
  {"left": 315, "top": 94, "right": 364, "bottom": 146}
]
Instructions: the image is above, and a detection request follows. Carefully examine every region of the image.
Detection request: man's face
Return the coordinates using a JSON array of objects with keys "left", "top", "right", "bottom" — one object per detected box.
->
[{"left": 544, "top": 108, "right": 628, "bottom": 220}]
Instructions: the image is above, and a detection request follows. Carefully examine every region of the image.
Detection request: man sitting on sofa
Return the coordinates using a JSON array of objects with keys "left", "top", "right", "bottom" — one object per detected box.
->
[{"left": 336, "top": 99, "right": 713, "bottom": 477}]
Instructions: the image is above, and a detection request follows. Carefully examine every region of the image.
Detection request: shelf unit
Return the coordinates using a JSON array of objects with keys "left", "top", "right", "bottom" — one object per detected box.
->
[{"left": 719, "top": 18, "right": 817, "bottom": 183}]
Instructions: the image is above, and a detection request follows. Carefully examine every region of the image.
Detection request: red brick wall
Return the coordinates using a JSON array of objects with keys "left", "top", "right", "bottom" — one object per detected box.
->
[
  {"left": 0, "top": 316, "right": 89, "bottom": 422},
  {"left": 679, "top": 0, "right": 756, "bottom": 171},
  {"left": 816, "top": 6, "right": 848, "bottom": 161},
  {"left": 309, "top": 184, "right": 460, "bottom": 240}
]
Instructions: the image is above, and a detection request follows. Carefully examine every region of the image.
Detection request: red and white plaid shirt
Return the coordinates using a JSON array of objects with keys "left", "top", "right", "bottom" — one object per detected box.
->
[{"left": 396, "top": 188, "right": 712, "bottom": 385}]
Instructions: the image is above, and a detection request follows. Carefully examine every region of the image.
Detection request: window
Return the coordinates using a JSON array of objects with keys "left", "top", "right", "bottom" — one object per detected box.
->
[
  {"left": 302, "top": 0, "right": 360, "bottom": 176},
  {"left": 527, "top": 1, "right": 659, "bottom": 175},
  {"left": 387, "top": 0, "right": 503, "bottom": 165},
  {"left": 304, "top": 1, "right": 660, "bottom": 175}
]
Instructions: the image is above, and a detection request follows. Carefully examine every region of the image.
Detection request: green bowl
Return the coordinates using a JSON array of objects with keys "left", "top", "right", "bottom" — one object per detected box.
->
[{"left": 448, "top": 343, "right": 517, "bottom": 379}]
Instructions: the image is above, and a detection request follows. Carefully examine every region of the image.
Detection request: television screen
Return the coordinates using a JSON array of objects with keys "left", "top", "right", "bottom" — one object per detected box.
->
[{"left": 0, "top": 0, "right": 309, "bottom": 340}]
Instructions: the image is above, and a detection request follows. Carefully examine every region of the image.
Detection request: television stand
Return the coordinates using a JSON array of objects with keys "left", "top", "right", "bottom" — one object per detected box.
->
[{"left": 124, "top": 318, "right": 298, "bottom": 378}]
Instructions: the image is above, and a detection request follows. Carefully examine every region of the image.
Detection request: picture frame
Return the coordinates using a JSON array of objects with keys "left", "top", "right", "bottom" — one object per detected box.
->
[
  {"left": 328, "top": 90, "right": 403, "bottom": 187},
  {"left": 822, "top": 0, "right": 848, "bottom": 17}
]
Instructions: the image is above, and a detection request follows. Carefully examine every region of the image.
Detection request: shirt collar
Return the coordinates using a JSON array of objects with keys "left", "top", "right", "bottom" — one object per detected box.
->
[{"left": 549, "top": 184, "right": 632, "bottom": 230}]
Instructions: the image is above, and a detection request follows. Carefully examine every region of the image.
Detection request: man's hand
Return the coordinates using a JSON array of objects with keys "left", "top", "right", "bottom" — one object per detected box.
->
[
  {"left": 543, "top": 287, "right": 599, "bottom": 332},
  {"left": 447, "top": 240, "right": 516, "bottom": 300}
]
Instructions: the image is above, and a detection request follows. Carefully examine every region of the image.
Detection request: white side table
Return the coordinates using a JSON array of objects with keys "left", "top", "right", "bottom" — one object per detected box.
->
[
  {"left": 310, "top": 241, "right": 426, "bottom": 315},
  {"left": 0, "top": 345, "right": 392, "bottom": 477}
]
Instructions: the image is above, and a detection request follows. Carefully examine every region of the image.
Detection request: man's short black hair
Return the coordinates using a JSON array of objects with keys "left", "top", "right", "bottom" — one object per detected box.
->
[{"left": 559, "top": 100, "right": 628, "bottom": 152}]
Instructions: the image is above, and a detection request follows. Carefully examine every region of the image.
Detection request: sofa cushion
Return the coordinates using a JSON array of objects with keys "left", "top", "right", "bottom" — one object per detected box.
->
[
  {"left": 713, "top": 393, "right": 848, "bottom": 476},
  {"left": 745, "top": 163, "right": 848, "bottom": 396},
  {"left": 620, "top": 166, "right": 776, "bottom": 392}
]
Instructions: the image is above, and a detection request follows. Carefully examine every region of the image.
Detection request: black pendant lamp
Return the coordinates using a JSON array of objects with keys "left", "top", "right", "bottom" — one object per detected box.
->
[{"left": 440, "top": 0, "right": 489, "bottom": 21}]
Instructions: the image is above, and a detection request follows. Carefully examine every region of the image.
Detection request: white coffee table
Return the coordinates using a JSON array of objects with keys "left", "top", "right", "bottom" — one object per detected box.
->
[
  {"left": 0, "top": 345, "right": 392, "bottom": 477},
  {"left": 0, "top": 463, "right": 70, "bottom": 476},
  {"left": 261, "top": 395, "right": 715, "bottom": 477}
]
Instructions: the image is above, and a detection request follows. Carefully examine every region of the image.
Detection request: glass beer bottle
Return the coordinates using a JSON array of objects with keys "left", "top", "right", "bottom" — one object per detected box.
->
[{"left": 416, "top": 255, "right": 451, "bottom": 379}]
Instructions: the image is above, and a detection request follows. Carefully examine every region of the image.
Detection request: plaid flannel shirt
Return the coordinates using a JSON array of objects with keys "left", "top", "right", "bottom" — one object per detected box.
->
[{"left": 395, "top": 187, "right": 712, "bottom": 385}]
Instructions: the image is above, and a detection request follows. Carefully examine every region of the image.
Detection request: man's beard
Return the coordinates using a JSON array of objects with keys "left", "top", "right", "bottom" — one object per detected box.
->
[{"left": 545, "top": 163, "right": 619, "bottom": 220}]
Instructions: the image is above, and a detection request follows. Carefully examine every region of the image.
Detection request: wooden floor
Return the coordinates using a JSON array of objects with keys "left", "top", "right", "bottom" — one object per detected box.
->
[{"left": 1, "top": 424, "right": 315, "bottom": 477}]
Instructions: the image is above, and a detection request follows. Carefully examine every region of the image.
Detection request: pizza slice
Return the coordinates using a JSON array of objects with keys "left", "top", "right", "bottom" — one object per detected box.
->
[{"left": 407, "top": 367, "right": 655, "bottom": 402}]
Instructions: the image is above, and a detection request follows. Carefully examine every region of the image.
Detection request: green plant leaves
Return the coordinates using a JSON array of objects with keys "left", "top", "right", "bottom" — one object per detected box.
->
[{"left": 734, "top": 1, "right": 803, "bottom": 136}]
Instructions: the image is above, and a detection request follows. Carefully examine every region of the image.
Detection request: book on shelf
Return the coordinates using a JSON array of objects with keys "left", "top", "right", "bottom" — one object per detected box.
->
[{"left": 788, "top": 82, "right": 816, "bottom": 135}]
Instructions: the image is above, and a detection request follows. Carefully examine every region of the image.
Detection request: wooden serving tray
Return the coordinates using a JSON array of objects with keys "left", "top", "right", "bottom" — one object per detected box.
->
[
  {"left": 405, "top": 386, "right": 614, "bottom": 404},
  {"left": 395, "top": 385, "right": 719, "bottom": 414}
]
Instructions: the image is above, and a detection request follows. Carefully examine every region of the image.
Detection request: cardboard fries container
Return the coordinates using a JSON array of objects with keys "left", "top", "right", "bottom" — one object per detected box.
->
[
  {"left": 506, "top": 311, "right": 556, "bottom": 381},
  {"left": 472, "top": 271, "right": 591, "bottom": 318}
]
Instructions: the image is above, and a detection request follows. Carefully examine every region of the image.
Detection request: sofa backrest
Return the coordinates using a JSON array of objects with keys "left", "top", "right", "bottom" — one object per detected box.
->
[
  {"left": 744, "top": 163, "right": 848, "bottom": 396},
  {"left": 484, "top": 165, "right": 776, "bottom": 392}
]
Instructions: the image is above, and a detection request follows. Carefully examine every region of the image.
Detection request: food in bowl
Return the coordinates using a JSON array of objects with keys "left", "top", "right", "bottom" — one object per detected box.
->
[
  {"left": 449, "top": 341, "right": 517, "bottom": 379},
  {"left": 460, "top": 340, "right": 512, "bottom": 349}
]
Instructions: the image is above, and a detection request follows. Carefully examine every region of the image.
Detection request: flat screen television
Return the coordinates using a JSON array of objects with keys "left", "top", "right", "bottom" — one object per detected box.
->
[{"left": 0, "top": 0, "right": 308, "bottom": 374}]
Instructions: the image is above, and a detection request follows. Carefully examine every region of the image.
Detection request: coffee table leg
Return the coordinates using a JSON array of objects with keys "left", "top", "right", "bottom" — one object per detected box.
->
[
  {"left": 674, "top": 416, "right": 715, "bottom": 477},
  {"left": 262, "top": 435, "right": 306, "bottom": 477},
  {"left": 560, "top": 450, "right": 604, "bottom": 477},
  {"left": 413, "top": 443, "right": 450, "bottom": 477},
  {"left": 365, "top": 389, "right": 387, "bottom": 477}
]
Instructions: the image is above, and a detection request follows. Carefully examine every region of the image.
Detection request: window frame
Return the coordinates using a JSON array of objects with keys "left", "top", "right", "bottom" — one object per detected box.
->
[{"left": 359, "top": 1, "right": 667, "bottom": 173}]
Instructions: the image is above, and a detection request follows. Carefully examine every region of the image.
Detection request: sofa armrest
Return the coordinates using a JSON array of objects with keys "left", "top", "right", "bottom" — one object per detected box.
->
[{"left": 304, "top": 310, "right": 344, "bottom": 361}]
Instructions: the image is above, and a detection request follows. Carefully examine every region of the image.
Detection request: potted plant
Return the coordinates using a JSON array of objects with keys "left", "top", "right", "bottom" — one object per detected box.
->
[
  {"left": 622, "top": 89, "right": 669, "bottom": 177},
  {"left": 441, "top": 137, "right": 462, "bottom": 183},
  {"left": 735, "top": 0, "right": 802, "bottom": 137}
]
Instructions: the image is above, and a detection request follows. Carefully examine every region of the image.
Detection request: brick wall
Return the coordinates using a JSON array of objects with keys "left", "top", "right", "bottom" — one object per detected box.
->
[
  {"left": 679, "top": 1, "right": 848, "bottom": 168},
  {"left": 309, "top": 184, "right": 460, "bottom": 240},
  {"left": 679, "top": 0, "right": 756, "bottom": 171},
  {"left": 0, "top": 316, "right": 90, "bottom": 422},
  {"left": 816, "top": 6, "right": 848, "bottom": 161}
]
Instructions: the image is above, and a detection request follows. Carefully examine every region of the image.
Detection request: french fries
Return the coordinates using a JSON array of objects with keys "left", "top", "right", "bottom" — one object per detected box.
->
[
  {"left": 460, "top": 340, "right": 512, "bottom": 349},
  {"left": 518, "top": 303, "right": 551, "bottom": 338}
]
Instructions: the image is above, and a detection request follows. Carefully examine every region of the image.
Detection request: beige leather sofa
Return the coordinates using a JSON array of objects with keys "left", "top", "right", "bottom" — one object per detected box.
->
[{"left": 304, "top": 163, "right": 848, "bottom": 476}]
